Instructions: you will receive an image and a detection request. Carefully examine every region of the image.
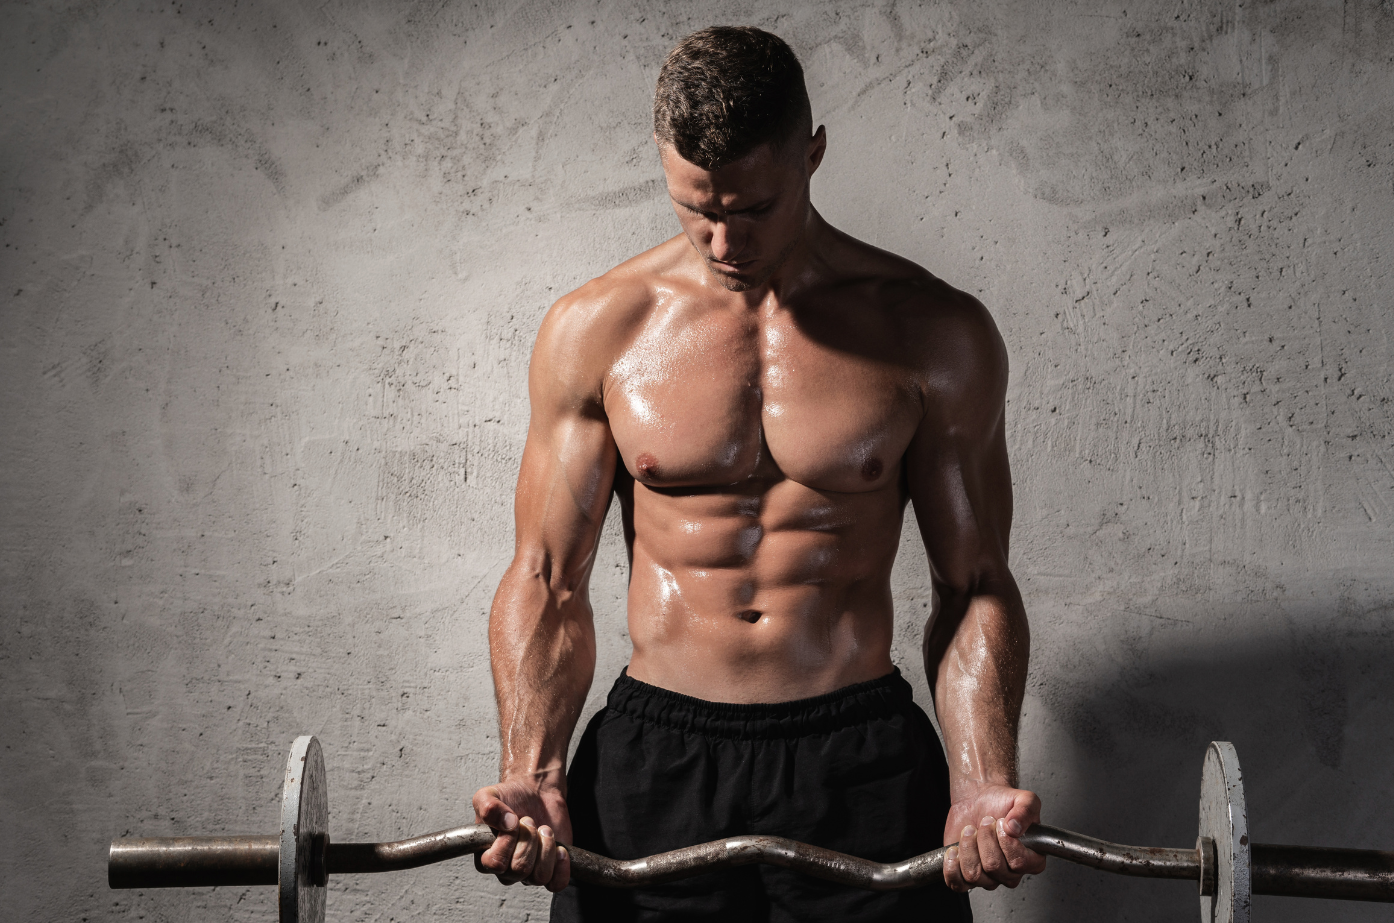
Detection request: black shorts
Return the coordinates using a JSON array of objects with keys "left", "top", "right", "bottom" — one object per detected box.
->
[{"left": 550, "top": 668, "right": 972, "bottom": 922}]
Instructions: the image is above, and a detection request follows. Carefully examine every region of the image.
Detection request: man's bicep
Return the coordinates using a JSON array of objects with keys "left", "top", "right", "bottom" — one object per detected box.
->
[
  {"left": 509, "top": 306, "right": 619, "bottom": 583},
  {"left": 513, "top": 408, "right": 617, "bottom": 564},
  {"left": 906, "top": 417, "right": 1011, "bottom": 593},
  {"left": 906, "top": 303, "right": 1014, "bottom": 593}
]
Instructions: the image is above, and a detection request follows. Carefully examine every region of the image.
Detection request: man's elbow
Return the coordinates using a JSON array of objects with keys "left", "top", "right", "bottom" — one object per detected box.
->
[
  {"left": 932, "top": 565, "right": 1024, "bottom": 618},
  {"left": 505, "top": 547, "right": 589, "bottom": 606},
  {"left": 924, "top": 562, "right": 1028, "bottom": 671}
]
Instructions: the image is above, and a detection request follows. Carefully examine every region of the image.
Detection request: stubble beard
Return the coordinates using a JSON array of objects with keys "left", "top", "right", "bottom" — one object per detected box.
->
[{"left": 700, "top": 232, "right": 802, "bottom": 293}]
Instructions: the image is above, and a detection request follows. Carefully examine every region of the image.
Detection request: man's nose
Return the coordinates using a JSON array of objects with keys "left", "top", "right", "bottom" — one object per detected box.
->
[{"left": 710, "top": 220, "right": 744, "bottom": 261}]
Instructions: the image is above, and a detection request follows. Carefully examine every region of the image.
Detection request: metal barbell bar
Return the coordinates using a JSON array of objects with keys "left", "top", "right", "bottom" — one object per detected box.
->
[{"left": 109, "top": 737, "right": 1394, "bottom": 923}]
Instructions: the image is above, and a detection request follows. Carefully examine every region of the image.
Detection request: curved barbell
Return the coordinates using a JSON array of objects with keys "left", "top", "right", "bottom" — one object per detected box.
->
[
  {"left": 108, "top": 738, "right": 1394, "bottom": 923},
  {"left": 108, "top": 822, "right": 1203, "bottom": 891}
]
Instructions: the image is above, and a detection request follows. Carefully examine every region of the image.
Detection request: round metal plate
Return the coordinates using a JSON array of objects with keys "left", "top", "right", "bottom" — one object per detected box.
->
[
  {"left": 280, "top": 736, "right": 328, "bottom": 923},
  {"left": 1199, "top": 741, "right": 1251, "bottom": 923}
]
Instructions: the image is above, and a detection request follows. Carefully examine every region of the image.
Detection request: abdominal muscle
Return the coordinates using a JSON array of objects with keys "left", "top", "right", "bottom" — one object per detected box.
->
[{"left": 622, "top": 475, "right": 904, "bottom": 703}]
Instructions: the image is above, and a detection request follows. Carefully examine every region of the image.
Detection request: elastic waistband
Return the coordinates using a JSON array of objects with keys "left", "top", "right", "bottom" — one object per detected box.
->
[{"left": 605, "top": 667, "right": 917, "bottom": 740}]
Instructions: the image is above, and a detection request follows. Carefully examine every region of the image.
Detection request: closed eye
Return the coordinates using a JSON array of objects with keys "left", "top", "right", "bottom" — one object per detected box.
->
[{"left": 676, "top": 199, "right": 776, "bottom": 220}]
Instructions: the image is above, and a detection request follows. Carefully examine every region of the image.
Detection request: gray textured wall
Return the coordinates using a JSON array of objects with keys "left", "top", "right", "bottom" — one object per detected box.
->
[{"left": 3, "top": 1, "right": 1392, "bottom": 921}]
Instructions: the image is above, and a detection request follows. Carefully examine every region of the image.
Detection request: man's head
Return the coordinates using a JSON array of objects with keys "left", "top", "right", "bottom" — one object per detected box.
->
[{"left": 654, "top": 26, "right": 825, "bottom": 292}]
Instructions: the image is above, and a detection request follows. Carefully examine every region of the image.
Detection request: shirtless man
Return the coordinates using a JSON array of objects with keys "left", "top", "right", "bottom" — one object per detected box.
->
[{"left": 472, "top": 26, "right": 1046, "bottom": 922}]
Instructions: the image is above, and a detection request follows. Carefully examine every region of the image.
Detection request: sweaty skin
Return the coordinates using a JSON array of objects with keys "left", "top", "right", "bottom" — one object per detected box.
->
[{"left": 472, "top": 128, "right": 1046, "bottom": 896}]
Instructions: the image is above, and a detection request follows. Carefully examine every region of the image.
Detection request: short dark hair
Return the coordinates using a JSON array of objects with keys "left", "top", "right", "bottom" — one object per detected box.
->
[{"left": 653, "top": 26, "right": 812, "bottom": 170}]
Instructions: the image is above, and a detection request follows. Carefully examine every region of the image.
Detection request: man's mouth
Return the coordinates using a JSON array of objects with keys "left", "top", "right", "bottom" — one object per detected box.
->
[{"left": 709, "top": 257, "right": 754, "bottom": 272}]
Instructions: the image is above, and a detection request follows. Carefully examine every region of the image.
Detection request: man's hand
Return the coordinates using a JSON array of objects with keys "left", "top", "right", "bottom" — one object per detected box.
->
[
  {"left": 472, "top": 779, "right": 573, "bottom": 892},
  {"left": 941, "top": 782, "right": 1046, "bottom": 892}
]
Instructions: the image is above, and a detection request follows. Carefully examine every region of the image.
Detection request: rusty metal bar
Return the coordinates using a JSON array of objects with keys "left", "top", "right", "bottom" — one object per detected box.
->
[
  {"left": 1020, "top": 826, "right": 1201, "bottom": 880},
  {"left": 108, "top": 836, "right": 280, "bottom": 889},
  {"left": 1252, "top": 843, "right": 1394, "bottom": 902},
  {"left": 108, "top": 824, "right": 1394, "bottom": 902},
  {"left": 568, "top": 834, "right": 948, "bottom": 890},
  {"left": 318, "top": 823, "right": 1201, "bottom": 890},
  {"left": 325, "top": 826, "right": 495, "bottom": 874},
  {"left": 109, "top": 825, "right": 1196, "bottom": 891}
]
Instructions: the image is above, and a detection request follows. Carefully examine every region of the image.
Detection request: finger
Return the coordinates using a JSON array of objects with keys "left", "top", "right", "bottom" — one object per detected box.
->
[
  {"left": 976, "top": 817, "right": 1007, "bottom": 878},
  {"left": 476, "top": 830, "right": 517, "bottom": 877},
  {"left": 977, "top": 817, "right": 1021, "bottom": 888},
  {"left": 472, "top": 789, "right": 520, "bottom": 833},
  {"left": 943, "top": 845, "right": 969, "bottom": 893},
  {"left": 996, "top": 817, "right": 1046, "bottom": 876},
  {"left": 958, "top": 824, "right": 995, "bottom": 890},
  {"left": 506, "top": 817, "right": 539, "bottom": 884},
  {"left": 1001, "top": 793, "right": 1048, "bottom": 875},
  {"left": 548, "top": 844, "right": 572, "bottom": 893},
  {"left": 996, "top": 816, "right": 1032, "bottom": 874},
  {"left": 1001, "top": 790, "right": 1041, "bottom": 837},
  {"left": 530, "top": 825, "right": 558, "bottom": 886}
]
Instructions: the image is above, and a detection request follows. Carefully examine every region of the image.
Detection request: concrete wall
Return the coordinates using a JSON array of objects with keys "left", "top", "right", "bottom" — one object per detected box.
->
[{"left": 3, "top": 1, "right": 1391, "bottom": 921}]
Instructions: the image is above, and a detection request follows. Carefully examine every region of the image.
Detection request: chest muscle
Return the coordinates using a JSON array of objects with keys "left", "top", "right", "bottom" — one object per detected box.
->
[{"left": 605, "top": 309, "right": 921, "bottom": 492}]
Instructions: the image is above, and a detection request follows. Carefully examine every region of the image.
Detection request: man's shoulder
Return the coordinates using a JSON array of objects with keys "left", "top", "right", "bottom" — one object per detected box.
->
[
  {"left": 539, "top": 236, "right": 690, "bottom": 347},
  {"left": 847, "top": 240, "right": 990, "bottom": 326},
  {"left": 530, "top": 237, "right": 693, "bottom": 402},
  {"left": 833, "top": 243, "right": 1008, "bottom": 427},
  {"left": 885, "top": 267, "right": 1007, "bottom": 411},
  {"left": 817, "top": 232, "right": 1005, "bottom": 374},
  {"left": 896, "top": 271, "right": 1003, "bottom": 366}
]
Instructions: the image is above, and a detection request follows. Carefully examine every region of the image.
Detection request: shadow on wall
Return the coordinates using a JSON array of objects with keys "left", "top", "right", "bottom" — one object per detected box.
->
[{"left": 1021, "top": 597, "right": 1394, "bottom": 923}]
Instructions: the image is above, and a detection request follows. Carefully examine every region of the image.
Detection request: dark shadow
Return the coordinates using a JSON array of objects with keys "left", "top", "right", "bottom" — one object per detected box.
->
[{"left": 1019, "top": 598, "right": 1394, "bottom": 923}]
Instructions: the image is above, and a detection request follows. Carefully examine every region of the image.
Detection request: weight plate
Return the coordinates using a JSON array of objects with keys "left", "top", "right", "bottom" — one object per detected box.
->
[
  {"left": 1199, "top": 741, "right": 1251, "bottom": 923},
  {"left": 279, "top": 736, "right": 328, "bottom": 923}
]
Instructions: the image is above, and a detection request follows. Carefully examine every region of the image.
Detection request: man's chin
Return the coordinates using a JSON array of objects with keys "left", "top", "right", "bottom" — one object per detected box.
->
[
  {"left": 707, "top": 262, "right": 765, "bottom": 292},
  {"left": 716, "top": 275, "right": 758, "bottom": 292}
]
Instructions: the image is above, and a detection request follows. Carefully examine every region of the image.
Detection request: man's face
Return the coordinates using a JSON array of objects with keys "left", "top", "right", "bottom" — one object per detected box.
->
[{"left": 659, "top": 132, "right": 823, "bottom": 293}]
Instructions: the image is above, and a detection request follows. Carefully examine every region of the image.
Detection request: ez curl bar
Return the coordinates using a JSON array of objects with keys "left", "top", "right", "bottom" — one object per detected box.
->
[{"left": 109, "top": 737, "right": 1393, "bottom": 923}]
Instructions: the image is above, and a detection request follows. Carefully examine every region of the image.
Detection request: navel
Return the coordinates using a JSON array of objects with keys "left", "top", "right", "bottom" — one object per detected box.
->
[
  {"left": 636, "top": 452, "right": 661, "bottom": 480},
  {"left": 736, "top": 609, "right": 762, "bottom": 624},
  {"left": 861, "top": 456, "right": 884, "bottom": 481}
]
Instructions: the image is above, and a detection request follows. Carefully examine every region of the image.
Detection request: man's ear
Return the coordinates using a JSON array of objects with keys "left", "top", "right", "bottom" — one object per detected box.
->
[{"left": 807, "top": 125, "right": 827, "bottom": 176}]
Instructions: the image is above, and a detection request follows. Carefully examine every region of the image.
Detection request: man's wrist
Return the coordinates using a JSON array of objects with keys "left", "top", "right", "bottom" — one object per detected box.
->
[
  {"left": 949, "top": 771, "right": 1018, "bottom": 801},
  {"left": 499, "top": 764, "right": 568, "bottom": 791}
]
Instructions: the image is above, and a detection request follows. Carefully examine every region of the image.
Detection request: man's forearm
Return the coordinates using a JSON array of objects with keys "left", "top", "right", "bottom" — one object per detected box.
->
[
  {"left": 925, "top": 582, "right": 1030, "bottom": 796},
  {"left": 489, "top": 563, "right": 598, "bottom": 788}
]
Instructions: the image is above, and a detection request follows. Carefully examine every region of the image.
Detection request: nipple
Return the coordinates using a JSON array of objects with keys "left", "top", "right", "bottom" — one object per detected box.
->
[
  {"left": 861, "top": 457, "right": 883, "bottom": 481},
  {"left": 636, "top": 452, "right": 661, "bottom": 480}
]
